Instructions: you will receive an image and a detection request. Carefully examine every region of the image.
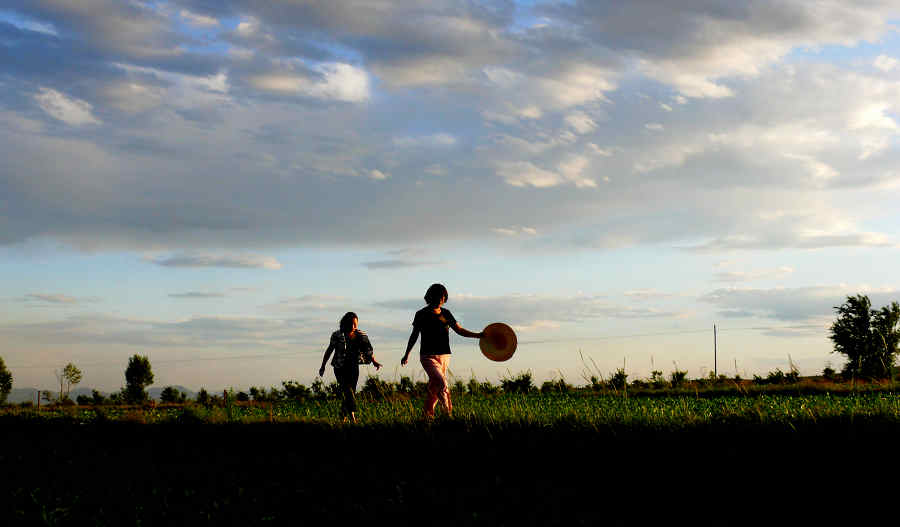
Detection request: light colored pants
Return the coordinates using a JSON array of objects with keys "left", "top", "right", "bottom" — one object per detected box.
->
[{"left": 421, "top": 355, "right": 452, "bottom": 417}]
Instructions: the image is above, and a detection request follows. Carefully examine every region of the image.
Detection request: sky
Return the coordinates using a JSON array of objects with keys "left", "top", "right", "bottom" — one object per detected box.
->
[{"left": 2, "top": 0, "right": 900, "bottom": 392}]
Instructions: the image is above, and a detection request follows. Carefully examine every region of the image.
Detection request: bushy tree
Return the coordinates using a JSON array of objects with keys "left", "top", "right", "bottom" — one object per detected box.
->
[
  {"left": 0, "top": 356, "right": 12, "bottom": 405},
  {"left": 124, "top": 354, "right": 154, "bottom": 403},
  {"left": 281, "top": 380, "right": 311, "bottom": 401},
  {"left": 830, "top": 295, "right": 900, "bottom": 378},
  {"left": 159, "top": 386, "right": 186, "bottom": 403}
]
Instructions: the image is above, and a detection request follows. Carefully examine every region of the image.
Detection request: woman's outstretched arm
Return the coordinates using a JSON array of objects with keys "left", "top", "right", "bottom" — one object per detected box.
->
[
  {"left": 451, "top": 323, "right": 483, "bottom": 339},
  {"left": 318, "top": 342, "right": 335, "bottom": 376},
  {"left": 401, "top": 327, "right": 420, "bottom": 366}
]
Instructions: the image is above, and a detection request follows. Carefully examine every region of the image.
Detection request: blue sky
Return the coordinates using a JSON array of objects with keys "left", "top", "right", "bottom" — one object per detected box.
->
[{"left": 2, "top": 1, "right": 900, "bottom": 391}]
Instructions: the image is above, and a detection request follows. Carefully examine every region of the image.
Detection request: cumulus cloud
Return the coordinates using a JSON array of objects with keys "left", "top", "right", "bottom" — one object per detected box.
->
[
  {"left": 151, "top": 253, "right": 282, "bottom": 270},
  {"left": 565, "top": 112, "right": 598, "bottom": 134},
  {"left": 874, "top": 54, "right": 898, "bottom": 72},
  {"left": 33, "top": 88, "right": 101, "bottom": 126},
  {"left": 249, "top": 63, "right": 370, "bottom": 102},
  {"left": 368, "top": 169, "right": 389, "bottom": 180}
]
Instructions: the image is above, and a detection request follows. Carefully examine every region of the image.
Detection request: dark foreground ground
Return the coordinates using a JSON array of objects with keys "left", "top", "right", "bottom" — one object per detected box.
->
[{"left": 2, "top": 420, "right": 899, "bottom": 526}]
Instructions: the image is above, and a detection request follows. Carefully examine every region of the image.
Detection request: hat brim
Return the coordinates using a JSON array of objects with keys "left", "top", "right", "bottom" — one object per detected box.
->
[{"left": 479, "top": 322, "right": 517, "bottom": 362}]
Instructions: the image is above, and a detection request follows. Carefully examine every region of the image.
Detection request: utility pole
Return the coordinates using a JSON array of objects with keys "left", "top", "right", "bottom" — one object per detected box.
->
[{"left": 713, "top": 324, "right": 717, "bottom": 378}]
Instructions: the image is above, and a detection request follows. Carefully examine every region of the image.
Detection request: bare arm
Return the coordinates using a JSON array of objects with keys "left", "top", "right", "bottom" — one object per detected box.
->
[
  {"left": 452, "top": 323, "right": 483, "bottom": 339},
  {"left": 401, "top": 327, "right": 420, "bottom": 366},
  {"left": 318, "top": 342, "right": 335, "bottom": 376}
]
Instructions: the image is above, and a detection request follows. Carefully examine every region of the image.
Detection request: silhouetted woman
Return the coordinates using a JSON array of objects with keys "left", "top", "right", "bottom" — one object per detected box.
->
[
  {"left": 401, "top": 284, "right": 483, "bottom": 418},
  {"left": 319, "top": 312, "right": 382, "bottom": 423}
]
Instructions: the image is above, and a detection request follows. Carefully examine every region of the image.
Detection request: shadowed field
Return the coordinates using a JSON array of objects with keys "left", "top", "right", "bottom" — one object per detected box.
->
[{"left": 3, "top": 392, "right": 900, "bottom": 525}]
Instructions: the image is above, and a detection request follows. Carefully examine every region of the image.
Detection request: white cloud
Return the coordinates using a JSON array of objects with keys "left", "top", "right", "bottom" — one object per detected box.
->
[
  {"left": 180, "top": 9, "right": 219, "bottom": 27},
  {"left": 565, "top": 112, "right": 598, "bottom": 134},
  {"left": 874, "top": 54, "right": 898, "bottom": 72},
  {"left": 588, "top": 143, "right": 614, "bottom": 157},
  {"left": 368, "top": 169, "right": 389, "bottom": 180},
  {"left": 33, "top": 88, "right": 101, "bottom": 126},
  {"left": 714, "top": 266, "right": 795, "bottom": 283},
  {"left": 236, "top": 18, "right": 260, "bottom": 37},
  {"left": 103, "top": 81, "right": 166, "bottom": 113},
  {"left": 660, "top": 103, "right": 673, "bottom": 112},
  {"left": 496, "top": 156, "right": 595, "bottom": 188},
  {"left": 249, "top": 63, "right": 370, "bottom": 102},
  {"left": 492, "top": 226, "right": 538, "bottom": 237},
  {"left": 111, "top": 64, "right": 229, "bottom": 111},
  {"left": 393, "top": 133, "right": 457, "bottom": 147},
  {"left": 151, "top": 253, "right": 282, "bottom": 269},
  {"left": 496, "top": 161, "right": 562, "bottom": 188},
  {"left": 645, "top": 123, "right": 664, "bottom": 131}
]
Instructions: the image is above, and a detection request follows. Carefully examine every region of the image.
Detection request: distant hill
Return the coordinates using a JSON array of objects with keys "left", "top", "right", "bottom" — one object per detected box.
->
[{"left": 5, "top": 386, "right": 198, "bottom": 404}]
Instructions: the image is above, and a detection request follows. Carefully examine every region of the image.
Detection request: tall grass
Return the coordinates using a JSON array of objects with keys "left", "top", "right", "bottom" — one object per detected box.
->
[{"left": 5, "top": 391, "right": 900, "bottom": 430}]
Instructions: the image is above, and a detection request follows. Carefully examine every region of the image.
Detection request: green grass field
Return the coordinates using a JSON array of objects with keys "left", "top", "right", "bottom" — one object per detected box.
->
[
  {"left": 5, "top": 390, "right": 900, "bottom": 430},
  {"left": 4, "top": 384, "right": 900, "bottom": 525}
]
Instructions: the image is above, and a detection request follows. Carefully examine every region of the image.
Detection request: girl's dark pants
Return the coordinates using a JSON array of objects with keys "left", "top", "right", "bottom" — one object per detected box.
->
[{"left": 333, "top": 363, "right": 359, "bottom": 415}]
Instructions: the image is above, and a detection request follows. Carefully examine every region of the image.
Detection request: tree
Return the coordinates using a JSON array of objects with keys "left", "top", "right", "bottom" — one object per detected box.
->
[
  {"left": 55, "top": 362, "right": 83, "bottom": 402},
  {"left": 0, "top": 356, "right": 12, "bottom": 405},
  {"left": 159, "top": 386, "right": 186, "bottom": 404},
  {"left": 830, "top": 294, "right": 900, "bottom": 379},
  {"left": 124, "top": 354, "right": 154, "bottom": 403}
]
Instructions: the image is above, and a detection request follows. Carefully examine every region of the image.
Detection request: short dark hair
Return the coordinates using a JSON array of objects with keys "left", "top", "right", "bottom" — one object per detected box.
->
[
  {"left": 339, "top": 312, "right": 358, "bottom": 334},
  {"left": 424, "top": 283, "right": 448, "bottom": 305}
]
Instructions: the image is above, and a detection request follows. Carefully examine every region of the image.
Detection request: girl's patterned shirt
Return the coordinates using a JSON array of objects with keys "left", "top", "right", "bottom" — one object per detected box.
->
[{"left": 330, "top": 330, "right": 374, "bottom": 368}]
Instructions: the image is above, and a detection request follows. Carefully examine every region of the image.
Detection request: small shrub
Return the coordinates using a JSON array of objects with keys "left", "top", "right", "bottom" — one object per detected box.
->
[
  {"left": 767, "top": 369, "right": 786, "bottom": 385},
  {"left": 650, "top": 370, "right": 667, "bottom": 389},
  {"left": 540, "top": 379, "right": 572, "bottom": 393},
  {"left": 823, "top": 366, "right": 837, "bottom": 381},
  {"left": 281, "top": 380, "right": 311, "bottom": 401},
  {"left": 670, "top": 370, "right": 687, "bottom": 388},
  {"left": 397, "top": 376, "right": 416, "bottom": 395},
  {"left": 360, "top": 376, "right": 393, "bottom": 399},
  {"left": 609, "top": 369, "right": 628, "bottom": 390},
  {"left": 310, "top": 379, "right": 327, "bottom": 399},
  {"left": 501, "top": 372, "right": 535, "bottom": 394}
]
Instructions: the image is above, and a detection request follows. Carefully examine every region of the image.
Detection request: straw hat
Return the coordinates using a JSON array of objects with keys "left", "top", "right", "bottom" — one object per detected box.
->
[{"left": 479, "top": 322, "right": 517, "bottom": 362}]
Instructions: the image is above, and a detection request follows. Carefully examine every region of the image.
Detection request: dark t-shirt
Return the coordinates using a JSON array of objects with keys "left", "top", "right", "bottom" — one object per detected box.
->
[{"left": 412, "top": 307, "right": 457, "bottom": 356}]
